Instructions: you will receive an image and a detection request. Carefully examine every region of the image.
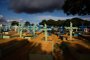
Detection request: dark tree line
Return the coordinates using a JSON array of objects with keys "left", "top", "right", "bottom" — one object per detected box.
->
[
  {"left": 11, "top": 21, "right": 30, "bottom": 26},
  {"left": 39, "top": 18, "right": 90, "bottom": 27},
  {"left": 63, "top": 0, "right": 90, "bottom": 15}
]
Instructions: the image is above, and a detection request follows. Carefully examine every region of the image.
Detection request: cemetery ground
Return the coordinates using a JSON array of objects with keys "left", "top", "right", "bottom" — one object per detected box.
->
[{"left": 0, "top": 32, "right": 90, "bottom": 60}]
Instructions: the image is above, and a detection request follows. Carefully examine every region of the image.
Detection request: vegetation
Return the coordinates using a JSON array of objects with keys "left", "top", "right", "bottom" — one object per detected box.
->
[
  {"left": 39, "top": 17, "right": 90, "bottom": 27},
  {"left": 63, "top": 0, "right": 90, "bottom": 15},
  {"left": 24, "top": 21, "right": 30, "bottom": 26},
  {"left": 11, "top": 21, "right": 19, "bottom": 26}
]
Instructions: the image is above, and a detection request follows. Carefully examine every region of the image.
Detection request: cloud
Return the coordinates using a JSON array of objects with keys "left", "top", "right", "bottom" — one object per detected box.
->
[
  {"left": 0, "top": 15, "right": 7, "bottom": 24},
  {"left": 37, "top": 15, "right": 79, "bottom": 20},
  {"left": 10, "top": 0, "right": 65, "bottom": 14}
]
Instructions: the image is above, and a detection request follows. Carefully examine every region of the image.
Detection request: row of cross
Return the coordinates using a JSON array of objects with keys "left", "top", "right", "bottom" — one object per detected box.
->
[{"left": 0, "top": 22, "right": 87, "bottom": 41}]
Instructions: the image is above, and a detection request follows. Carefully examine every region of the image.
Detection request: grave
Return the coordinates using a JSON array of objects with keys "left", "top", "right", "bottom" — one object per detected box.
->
[
  {"left": 41, "top": 24, "right": 51, "bottom": 41},
  {"left": 32, "top": 24, "right": 38, "bottom": 36},
  {"left": 0, "top": 24, "right": 3, "bottom": 39},
  {"left": 65, "top": 22, "right": 78, "bottom": 40},
  {"left": 18, "top": 22, "right": 24, "bottom": 38}
]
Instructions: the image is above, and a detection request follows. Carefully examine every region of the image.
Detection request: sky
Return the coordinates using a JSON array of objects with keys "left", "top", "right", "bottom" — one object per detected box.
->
[{"left": 0, "top": 0, "right": 90, "bottom": 24}]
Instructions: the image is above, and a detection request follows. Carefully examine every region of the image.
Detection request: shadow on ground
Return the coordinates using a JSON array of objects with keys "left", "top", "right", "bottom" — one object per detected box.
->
[
  {"left": 59, "top": 42, "right": 90, "bottom": 60},
  {"left": 0, "top": 39, "right": 52, "bottom": 60}
]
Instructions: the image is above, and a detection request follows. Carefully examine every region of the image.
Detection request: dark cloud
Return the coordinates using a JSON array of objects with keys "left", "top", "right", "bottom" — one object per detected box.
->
[{"left": 10, "top": 0, "right": 65, "bottom": 14}]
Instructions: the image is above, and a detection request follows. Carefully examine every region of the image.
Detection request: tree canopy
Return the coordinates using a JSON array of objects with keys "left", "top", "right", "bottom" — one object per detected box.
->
[
  {"left": 24, "top": 21, "right": 30, "bottom": 26},
  {"left": 11, "top": 21, "right": 19, "bottom": 26},
  {"left": 39, "top": 18, "right": 90, "bottom": 27},
  {"left": 63, "top": 0, "right": 90, "bottom": 15}
]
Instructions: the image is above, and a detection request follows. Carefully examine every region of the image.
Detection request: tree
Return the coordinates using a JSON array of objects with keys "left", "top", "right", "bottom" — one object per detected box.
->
[
  {"left": 39, "top": 19, "right": 47, "bottom": 25},
  {"left": 39, "top": 18, "right": 90, "bottom": 27},
  {"left": 63, "top": 0, "right": 90, "bottom": 15},
  {"left": 24, "top": 21, "right": 30, "bottom": 26},
  {"left": 47, "top": 19, "right": 56, "bottom": 26},
  {"left": 11, "top": 21, "right": 19, "bottom": 26}
]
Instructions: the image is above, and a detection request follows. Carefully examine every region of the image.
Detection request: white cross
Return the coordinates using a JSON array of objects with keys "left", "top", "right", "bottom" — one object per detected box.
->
[
  {"left": 18, "top": 22, "right": 24, "bottom": 38},
  {"left": 0, "top": 24, "right": 3, "bottom": 38},
  {"left": 41, "top": 24, "right": 51, "bottom": 41},
  {"left": 65, "top": 22, "right": 78, "bottom": 40},
  {"left": 32, "top": 24, "right": 38, "bottom": 35}
]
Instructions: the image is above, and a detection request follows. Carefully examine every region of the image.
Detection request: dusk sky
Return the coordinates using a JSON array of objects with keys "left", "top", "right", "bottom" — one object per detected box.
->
[{"left": 0, "top": 0, "right": 90, "bottom": 24}]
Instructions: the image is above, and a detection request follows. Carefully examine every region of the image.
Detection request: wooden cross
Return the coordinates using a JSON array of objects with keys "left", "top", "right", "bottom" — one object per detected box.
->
[
  {"left": 0, "top": 24, "right": 3, "bottom": 38},
  {"left": 32, "top": 24, "right": 38, "bottom": 36},
  {"left": 65, "top": 22, "right": 78, "bottom": 40},
  {"left": 18, "top": 22, "right": 24, "bottom": 38},
  {"left": 41, "top": 24, "right": 51, "bottom": 41}
]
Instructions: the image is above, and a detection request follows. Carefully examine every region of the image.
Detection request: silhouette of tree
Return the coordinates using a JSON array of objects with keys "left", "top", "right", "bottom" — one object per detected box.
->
[
  {"left": 63, "top": 0, "right": 90, "bottom": 15},
  {"left": 11, "top": 21, "right": 19, "bottom": 26},
  {"left": 24, "top": 21, "right": 30, "bottom": 26},
  {"left": 39, "top": 18, "right": 90, "bottom": 27}
]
